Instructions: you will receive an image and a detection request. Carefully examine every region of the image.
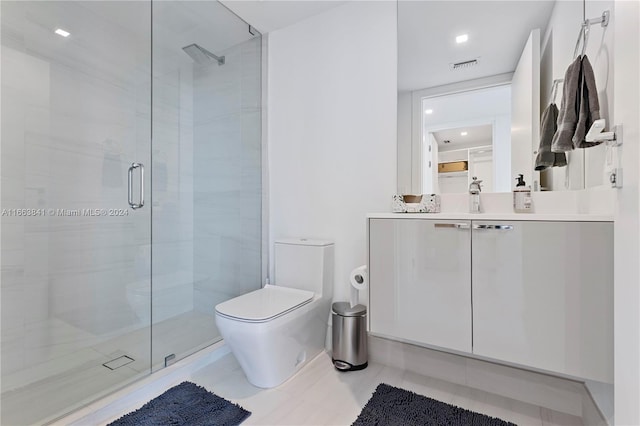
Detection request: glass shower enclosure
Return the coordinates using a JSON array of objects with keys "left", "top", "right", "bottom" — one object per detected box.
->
[{"left": 0, "top": 1, "right": 262, "bottom": 424}]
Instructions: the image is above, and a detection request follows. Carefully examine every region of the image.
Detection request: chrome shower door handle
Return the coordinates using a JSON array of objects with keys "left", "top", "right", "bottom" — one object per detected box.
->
[
  {"left": 472, "top": 224, "right": 513, "bottom": 231},
  {"left": 128, "top": 163, "right": 144, "bottom": 209},
  {"left": 128, "top": 164, "right": 134, "bottom": 208},
  {"left": 137, "top": 163, "right": 145, "bottom": 209}
]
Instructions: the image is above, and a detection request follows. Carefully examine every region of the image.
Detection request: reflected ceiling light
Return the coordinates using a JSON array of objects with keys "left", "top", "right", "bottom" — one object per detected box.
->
[
  {"left": 425, "top": 109, "right": 433, "bottom": 115},
  {"left": 456, "top": 34, "right": 468, "bottom": 44},
  {"left": 55, "top": 28, "right": 70, "bottom": 37},
  {"left": 461, "top": 131, "right": 468, "bottom": 136}
]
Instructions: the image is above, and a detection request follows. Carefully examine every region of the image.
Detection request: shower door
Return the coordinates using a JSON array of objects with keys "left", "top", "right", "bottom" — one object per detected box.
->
[
  {"left": 150, "top": 0, "right": 263, "bottom": 370},
  {"left": 0, "top": 1, "right": 153, "bottom": 424},
  {"left": 0, "top": 0, "right": 263, "bottom": 423}
]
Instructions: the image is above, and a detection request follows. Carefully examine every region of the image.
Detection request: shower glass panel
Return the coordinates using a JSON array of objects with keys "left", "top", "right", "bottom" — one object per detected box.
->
[
  {"left": 0, "top": 1, "right": 262, "bottom": 424},
  {"left": 1, "top": 1, "right": 152, "bottom": 425},
  {"left": 150, "top": 1, "right": 263, "bottom": 369}
]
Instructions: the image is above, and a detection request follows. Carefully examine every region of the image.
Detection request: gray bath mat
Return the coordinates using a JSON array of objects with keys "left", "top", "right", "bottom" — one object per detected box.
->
[
  {"left": 352, "top": 383, "right": 516, "bottom": 426},
  {"left": 108, "top": 381, "right": 250, "bottom": 426}
]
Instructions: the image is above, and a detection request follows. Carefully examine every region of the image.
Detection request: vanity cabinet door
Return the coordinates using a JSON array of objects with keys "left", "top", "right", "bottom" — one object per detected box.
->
[
  {"left": 472, "top": 221, "right": 613, "bottom": 382},
  {"left": 369, "top": 219, "right": 472, "bottom": 353}
]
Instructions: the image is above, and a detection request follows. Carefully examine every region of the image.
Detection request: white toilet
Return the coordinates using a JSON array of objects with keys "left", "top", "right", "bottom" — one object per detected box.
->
[{"left": 215, "top": 238, "right": 334, "bottom": 388}]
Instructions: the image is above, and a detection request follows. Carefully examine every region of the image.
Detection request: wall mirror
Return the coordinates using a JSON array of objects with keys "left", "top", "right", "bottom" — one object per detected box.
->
[
  {"left": 397, "top": 0, "right": 613, "bottom": 194},
  {"left": 420, "top": 84, "right": 512, "bottom": 194}
]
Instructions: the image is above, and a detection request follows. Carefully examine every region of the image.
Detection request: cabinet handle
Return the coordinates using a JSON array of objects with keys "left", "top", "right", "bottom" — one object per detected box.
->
[
  {"left": 434, "top": 223, "right": 470, "bottom": 229},
  {"left": 472, "top": 224, "right": 513, "bottom": 230}
]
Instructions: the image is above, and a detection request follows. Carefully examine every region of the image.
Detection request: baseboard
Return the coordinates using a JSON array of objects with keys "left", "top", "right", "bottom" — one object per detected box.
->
[{"left": 368, "top": 334, "right": 590, "bottom": 417}]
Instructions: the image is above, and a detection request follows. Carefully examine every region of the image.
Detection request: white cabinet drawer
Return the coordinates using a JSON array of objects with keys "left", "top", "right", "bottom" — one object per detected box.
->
[
  {"left": 471, "top": 221, "right": 613, "bottom": 382},
  {"left": 369, "top": 219, "right": 472, "bottom": 353}
]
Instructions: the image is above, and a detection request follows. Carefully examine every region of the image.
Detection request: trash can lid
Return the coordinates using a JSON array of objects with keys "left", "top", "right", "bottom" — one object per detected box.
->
[{"left": 332, "top": 302, "right": 367, "bottom": 317}]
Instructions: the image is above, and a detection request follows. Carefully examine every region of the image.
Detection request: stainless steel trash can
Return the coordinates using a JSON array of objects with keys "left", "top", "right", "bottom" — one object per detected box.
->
[{"left": 331, "top": 302, "right": 368, "bottom": 371}]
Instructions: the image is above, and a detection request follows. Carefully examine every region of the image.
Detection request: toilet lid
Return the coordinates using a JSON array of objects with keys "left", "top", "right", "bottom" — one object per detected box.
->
[{"left": 215, "top": 285, "right": 314, "bottom": 323}]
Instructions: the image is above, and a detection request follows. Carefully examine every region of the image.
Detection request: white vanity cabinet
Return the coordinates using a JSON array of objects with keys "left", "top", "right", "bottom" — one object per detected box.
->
[
  {"left": 368, "top": 216, "right": 613, "bottom": 383},
  {"left": 369, "top": 219, "right": 472, "bottom": 353},
  {"left": 471, "top": 221, "right": 613, "bottom": 382}
]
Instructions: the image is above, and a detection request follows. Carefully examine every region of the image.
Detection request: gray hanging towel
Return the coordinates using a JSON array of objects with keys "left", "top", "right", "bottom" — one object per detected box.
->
[
  {"left": 573, "top": 55, "right": 602, "bottom": 148},
  {"left": 551, "top": 56, "right": 582, "bottom": 152},
  {"left": 535, "top": 103, "right": 567, "bottom": 170}
]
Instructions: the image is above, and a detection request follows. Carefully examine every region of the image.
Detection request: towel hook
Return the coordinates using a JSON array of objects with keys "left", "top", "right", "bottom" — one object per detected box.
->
[
  {"left": 573, "top": 25, "right": 585, "bottom": 59},
  {"left": 573, "top": 10, "right": 608, "bottom": 59},
  {"left": 550, "top": 78, "right": 563, "bottom": 104},
  {"left": 573, "top": 21, "right": 592, "bottom": 59},
  {"left": 581, "top": 21, "right": 591, "bottom": 57}
]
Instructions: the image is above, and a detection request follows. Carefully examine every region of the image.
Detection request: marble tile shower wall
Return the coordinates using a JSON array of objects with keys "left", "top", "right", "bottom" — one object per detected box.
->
[
  {"left": 1, "top": 0, "right": 153, "bottom": 376},
  {"left": 151, "top": 65, "right": 195, "bottom": 325},
  {"left": 193, "top": 37, "right": 262, "bottom": 316},
  {"left": 1, "top": 0, "right": 261, "bottom": 380}
]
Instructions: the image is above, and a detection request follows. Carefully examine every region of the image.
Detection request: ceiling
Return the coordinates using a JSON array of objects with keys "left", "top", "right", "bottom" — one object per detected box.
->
[
  {"left": 433, "top": 124, "right": 493, "bottom": 151},
  {"left": 221, "top": 0, "right": 555, "bottom": 93},
  {"left": 81, "top": 1, "right": 257, "bottom": 61},
  {"left": 4, "top": 0, "right": 557, "bottom": 93},
  {"left": 221, "top": 0, "right": 556, "bottom": 93},
  {"left": 398, "top": 1, "right": 556, "bottom": 91},
  {"left": 221, "top": 1, "right": 347, "bottom": 34},
  {"left": 1, "top": 0, "right": 347, "bottom": 81}
]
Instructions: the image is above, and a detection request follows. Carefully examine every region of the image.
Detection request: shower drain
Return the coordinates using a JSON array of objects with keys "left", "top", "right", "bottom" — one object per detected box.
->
[{"left": 102, "top": 355, "right": 135, "bottom": 370}]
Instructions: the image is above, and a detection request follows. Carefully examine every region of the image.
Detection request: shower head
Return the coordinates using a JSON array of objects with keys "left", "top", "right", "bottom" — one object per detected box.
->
[{"left": 182, "top": 43, "right": 225, "bottom": 66}]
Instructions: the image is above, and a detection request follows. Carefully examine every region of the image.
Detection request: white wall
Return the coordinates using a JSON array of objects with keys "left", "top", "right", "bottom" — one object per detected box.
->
[
  {"left": 397, "top": 91, "right": 412, "bottom": 194},
  {"left": 613, "top": 0, "right": 640, "bottom": 423},
  {"left": 494, "top": 114, "right": 512, "bottom": 192},
  {"left": 511, "top": 29, "right": 540, "bottom": 191},
  {"left": 268, "top": 1, "right": 397, "bottom": 303}
]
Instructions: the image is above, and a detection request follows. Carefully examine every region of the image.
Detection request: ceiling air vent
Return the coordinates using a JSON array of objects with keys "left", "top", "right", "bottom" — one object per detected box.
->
[{"left": 450, "top": 58, "right": 479, "bottom": 70}]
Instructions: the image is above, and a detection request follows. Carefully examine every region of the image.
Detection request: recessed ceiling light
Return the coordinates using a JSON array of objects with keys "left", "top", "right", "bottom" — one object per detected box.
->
[
  {"left": 461, "top": 131, "right": 468, "bottom": 136},
  {"left": 456, "top": 34, "right": 468, "bottom": 44},
  {"left": 55, "top": 28, "right": 70, "bottom": 37},
  {"left": 425, "top": 109, "right": 433, "bottom": 115}
]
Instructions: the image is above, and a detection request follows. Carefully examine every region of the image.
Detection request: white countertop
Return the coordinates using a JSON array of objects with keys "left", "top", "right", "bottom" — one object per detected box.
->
[
  {"left": 376, "top": 189, "right": 616, "bottom": 222},
  {"left": 367, "top": 212, "right": 614, "bottom": 222}
]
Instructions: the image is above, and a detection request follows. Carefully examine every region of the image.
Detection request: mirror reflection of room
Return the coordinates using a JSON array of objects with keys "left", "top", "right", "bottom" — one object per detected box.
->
[
  {"left": 422, "top": 85, "right": 511, "bottom": 194},
  {"left": 397, "top": 0, "right": 614, "bottom": 195}
]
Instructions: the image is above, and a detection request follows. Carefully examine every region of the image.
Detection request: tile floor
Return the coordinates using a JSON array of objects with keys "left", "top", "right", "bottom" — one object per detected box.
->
[{"left": 179, "top": 351, "right": 583, "bottom": 426}]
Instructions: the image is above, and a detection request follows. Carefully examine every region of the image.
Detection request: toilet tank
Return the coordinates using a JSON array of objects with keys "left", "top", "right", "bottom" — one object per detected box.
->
[{"left": 274, "top": 238, "right": 334, "bottom": 297}]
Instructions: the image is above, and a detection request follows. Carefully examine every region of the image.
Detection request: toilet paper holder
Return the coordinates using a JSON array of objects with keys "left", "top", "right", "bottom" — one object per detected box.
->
[{"left": 349, "top": 265, "right": 368, "bottom": 307}]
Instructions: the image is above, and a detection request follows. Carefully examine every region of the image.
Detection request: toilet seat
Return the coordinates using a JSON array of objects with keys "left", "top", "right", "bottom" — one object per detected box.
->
[{"left": 215, "top": 285, "right": 314, "bottom": 323}]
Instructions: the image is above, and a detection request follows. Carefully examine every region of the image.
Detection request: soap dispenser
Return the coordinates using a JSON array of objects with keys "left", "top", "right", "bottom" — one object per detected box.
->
[
  {"left": 469, "top": 176, "right": 482, "bottom": 213},
  {"left": 513, "top": 174, "right": 532, "bottom": 213}
]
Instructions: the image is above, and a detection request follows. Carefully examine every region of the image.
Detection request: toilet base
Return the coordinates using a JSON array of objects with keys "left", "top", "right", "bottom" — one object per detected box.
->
[
  {"left": 216, "top": 296, "right": 331, "bottom": 388},
  {"left": 332, "top": 359, "right": 368, "bottom": 372}
]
